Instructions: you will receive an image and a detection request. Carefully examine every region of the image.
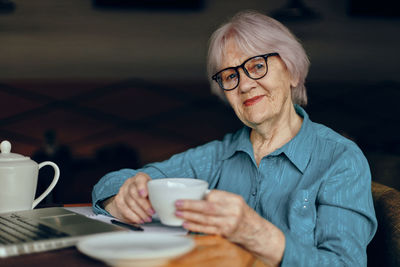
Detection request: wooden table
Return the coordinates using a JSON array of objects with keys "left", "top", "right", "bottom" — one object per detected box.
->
[{"left": 0, "top": 235, "right": 269, "bottom": 267}]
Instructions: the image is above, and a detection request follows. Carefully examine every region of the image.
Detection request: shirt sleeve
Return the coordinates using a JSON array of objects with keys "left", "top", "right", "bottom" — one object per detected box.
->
[
  {"left": 281, "top": 145, "right": 377, "bottom": 266},
  {"left": 91, "top": 140, "right": 226, "bottom": 215}
]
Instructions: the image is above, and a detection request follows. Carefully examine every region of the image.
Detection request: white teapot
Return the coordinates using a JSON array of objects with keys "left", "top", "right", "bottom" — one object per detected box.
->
[{"left": 0, "top": 140, "right": 60, "bottom": 213}]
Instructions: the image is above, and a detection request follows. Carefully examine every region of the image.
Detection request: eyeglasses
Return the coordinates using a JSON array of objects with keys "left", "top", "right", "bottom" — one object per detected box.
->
[{"left": 212, "top": 53, "right": 279, "bottom": 91}]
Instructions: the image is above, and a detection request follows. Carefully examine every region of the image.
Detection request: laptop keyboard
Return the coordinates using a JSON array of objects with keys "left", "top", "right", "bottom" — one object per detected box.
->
[{"left": 0, "top": 213, "right": 69, "bottom": 244}]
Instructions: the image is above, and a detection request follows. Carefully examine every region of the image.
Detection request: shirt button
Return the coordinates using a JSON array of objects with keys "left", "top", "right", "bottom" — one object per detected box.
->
[
  {"left": 252, "top": 191, "right": 256, "bottom": 196},
  {"left": 304, "top": 198, "right": 308, "bottom": 202}
]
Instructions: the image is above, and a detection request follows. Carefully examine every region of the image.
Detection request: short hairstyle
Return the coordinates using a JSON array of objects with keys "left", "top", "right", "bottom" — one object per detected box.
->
[{"left": 207, "top": 10, "right": 310, "bottom": 106}]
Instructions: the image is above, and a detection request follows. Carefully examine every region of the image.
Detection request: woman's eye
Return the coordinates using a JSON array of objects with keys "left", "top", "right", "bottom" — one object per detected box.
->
[
  {"left": 228, "top": 73, "right": 237, "bottom": 80},
  {"left": 255, "top": 63, "right": 265, "bottom": 70},
  {"left": 249, "top": 63, "right": 265, "bottom": 72},
  {"left": 224, "top": 72, "right": 237, "bottom": 81},
  {"left": 247, "top": 63, "right": 266, "bottom": 76}
]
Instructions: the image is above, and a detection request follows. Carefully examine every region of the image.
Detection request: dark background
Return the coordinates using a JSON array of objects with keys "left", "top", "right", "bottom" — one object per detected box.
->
[{"left": 0, "top": 0, "right": 399, "bottom": 204}]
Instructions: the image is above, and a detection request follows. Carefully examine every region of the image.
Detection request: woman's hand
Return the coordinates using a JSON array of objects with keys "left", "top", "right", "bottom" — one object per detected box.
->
[
  {"left": 175, "top": 190, "right": 254, "bottom": 242},
  {"left": 103, "top": 172, "right": 154, "bottom": 223},
  {"left": 174, "top": 190, "right": 285, "bottom": 266}
]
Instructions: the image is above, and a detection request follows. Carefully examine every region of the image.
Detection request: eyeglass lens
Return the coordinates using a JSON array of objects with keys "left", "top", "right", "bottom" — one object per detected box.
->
[{"left": 217, "top": 56, "right": 267, "bottom": 90}]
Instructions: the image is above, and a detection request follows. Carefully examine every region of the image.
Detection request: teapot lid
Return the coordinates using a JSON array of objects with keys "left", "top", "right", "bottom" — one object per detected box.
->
[{"left": 0, "top": 140, "right": 30, "bottom": 161}]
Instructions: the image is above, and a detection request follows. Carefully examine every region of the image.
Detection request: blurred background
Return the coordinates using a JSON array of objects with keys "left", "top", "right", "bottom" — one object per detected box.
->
[{"left": 0, "top": 0, "right": 399, "bottom": 203}]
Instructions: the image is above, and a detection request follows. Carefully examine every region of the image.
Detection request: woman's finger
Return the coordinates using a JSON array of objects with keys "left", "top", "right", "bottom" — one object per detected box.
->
[
  {"left": 112, "top": 193, "right": 143, "bottom": 223},
  {"left": 134, "top": 172, "right": 151, "bottom": 198},
  {"left": 176, "top": 194, "right": 244, "bottom": 218},
  {"left": 175, "top": 199, "right": 220, "bottom": 215},
  {"left": 125, "top": 181, "right": 154, "bottom": 217},
  {"left": 123, "top": 196, "right": 152, "bottom": 223},
  {"left": 136, "top": 196, "right": 155, "bottom": 217},
  {"left": 175, "top": 209, "right": 225, "bottom": 226},
  {"left": 182, "top": 220, "right": 221, "bottom": 236}
]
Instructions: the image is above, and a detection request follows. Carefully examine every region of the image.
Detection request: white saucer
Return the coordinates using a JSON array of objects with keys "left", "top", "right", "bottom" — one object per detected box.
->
[{"left": 77, "top": 232, "right": 195, "bottom": 266}]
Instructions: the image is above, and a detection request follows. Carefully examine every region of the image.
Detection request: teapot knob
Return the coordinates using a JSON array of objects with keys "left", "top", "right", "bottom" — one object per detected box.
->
[{"left": 0, "top": 140, "right": 11, "bottom": 154}]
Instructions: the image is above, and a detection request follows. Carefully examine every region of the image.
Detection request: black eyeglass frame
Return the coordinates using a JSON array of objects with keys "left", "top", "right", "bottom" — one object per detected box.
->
[{"left": 211, "top": 52, "right": 279, "bottom": 91}]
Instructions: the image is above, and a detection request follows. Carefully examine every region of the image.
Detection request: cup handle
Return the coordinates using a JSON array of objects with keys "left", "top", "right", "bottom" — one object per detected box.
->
[{"left": 32, "top": 161, "right": 60, "bottom": 209}]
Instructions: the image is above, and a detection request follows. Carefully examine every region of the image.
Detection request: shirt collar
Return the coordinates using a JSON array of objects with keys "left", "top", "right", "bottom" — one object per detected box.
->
[
  {"left": 222, "top": 104, "right": 313, "bottom": 173},
  {"left": 221, "top": 126, "right": 253, "bottom": 161},
  {"left": 271, "top": 105, "right": 313, "bottom": 173}
]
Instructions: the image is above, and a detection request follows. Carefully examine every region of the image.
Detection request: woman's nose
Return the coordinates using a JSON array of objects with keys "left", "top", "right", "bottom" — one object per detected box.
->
[{"left": 238, "top": 69, "right": 256, "bottom": 93}]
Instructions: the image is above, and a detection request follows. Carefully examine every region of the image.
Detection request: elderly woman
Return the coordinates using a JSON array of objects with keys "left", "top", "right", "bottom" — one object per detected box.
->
[{"left": 92, "top": 10, "right": 377, "bottom": 266}]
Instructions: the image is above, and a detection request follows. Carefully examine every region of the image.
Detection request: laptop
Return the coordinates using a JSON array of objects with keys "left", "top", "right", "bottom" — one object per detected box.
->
[{"left": 0, "top": 207, "right": 125, "bottom": 258}]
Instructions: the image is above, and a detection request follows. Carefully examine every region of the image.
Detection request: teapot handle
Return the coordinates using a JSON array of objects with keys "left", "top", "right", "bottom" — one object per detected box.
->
[{"left": 32, "top": 161, "right": 60, "bottom": 209}]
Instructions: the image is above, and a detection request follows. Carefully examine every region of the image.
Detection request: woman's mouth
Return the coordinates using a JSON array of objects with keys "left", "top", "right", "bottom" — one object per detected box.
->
[{"left": 243, "top": 95, "right": 264, "bottom": 107}]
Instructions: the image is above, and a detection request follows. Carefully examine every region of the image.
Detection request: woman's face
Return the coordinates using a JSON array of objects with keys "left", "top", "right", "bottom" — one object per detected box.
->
[{"left": 221, "top": 40, "right": 298, "bottom": 129}]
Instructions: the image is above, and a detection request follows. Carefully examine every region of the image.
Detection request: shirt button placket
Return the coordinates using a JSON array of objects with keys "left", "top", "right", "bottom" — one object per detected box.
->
[{"left": 253, "top": 163, "right": 262, "bottom": 210}]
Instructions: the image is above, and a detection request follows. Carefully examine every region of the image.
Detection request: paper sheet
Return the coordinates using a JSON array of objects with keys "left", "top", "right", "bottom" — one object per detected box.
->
[{"left": 65, "top": 206, "right": 188, "bottom": 235}]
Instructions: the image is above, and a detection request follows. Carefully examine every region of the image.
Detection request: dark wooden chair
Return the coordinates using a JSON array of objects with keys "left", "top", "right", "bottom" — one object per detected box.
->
[{"left": 367, "top": 181, "right": 400, "bottom": 267}]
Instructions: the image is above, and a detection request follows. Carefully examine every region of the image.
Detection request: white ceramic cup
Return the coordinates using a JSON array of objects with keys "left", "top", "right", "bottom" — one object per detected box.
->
[{"left": 147, "top": 178, "right": 209, "bottom": 226}]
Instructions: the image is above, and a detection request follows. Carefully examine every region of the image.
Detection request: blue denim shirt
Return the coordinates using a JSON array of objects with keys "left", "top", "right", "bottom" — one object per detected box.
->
[{"left": 92, "top": 105, "right": 377, "bottom": 266}]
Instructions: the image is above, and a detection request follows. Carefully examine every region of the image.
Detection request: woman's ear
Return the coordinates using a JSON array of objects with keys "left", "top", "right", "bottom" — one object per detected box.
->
[
  {"left": 290, "top": 75, "right": 299, "bottom": 88},
  {"left": 280, "top": 58, "right": 299, "bottom": 89}
]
